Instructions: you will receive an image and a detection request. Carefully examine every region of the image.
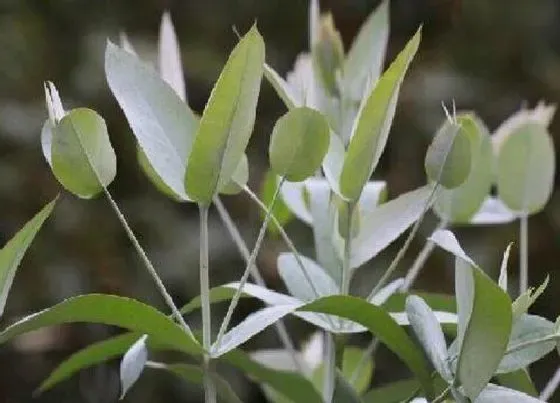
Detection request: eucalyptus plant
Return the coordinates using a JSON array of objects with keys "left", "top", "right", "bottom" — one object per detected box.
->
[{"left": 0, "top": 1, "right": 558, "bottom": 403}]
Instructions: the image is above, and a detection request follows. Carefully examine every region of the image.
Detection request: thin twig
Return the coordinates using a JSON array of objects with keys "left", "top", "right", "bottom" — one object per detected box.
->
[
  {"left": 540, "top": 365, "right": 560, "bottom": 401},
  {"left": 519, "top": 213, "right": 529, "bottom": 295}
]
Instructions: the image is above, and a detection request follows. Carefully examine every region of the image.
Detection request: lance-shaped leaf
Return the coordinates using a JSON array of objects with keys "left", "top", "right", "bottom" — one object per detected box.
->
[
  {"left": 159, "top": 11, "right": 186, "bottom": 101},
  {"left": 496, "top": 123, "right": 555, "bottom": 214},
  {"left": 339, "top": 28, "right": 421, "bottom": 201},
  {"left": 0, "top": 199, "right": 56, "bottom": 318},
  {"left": 185, "top": 26, "right": 264, "bottom": 204},
  {"left": 433, "top": 113, "right": 493, "bottom": 222},
  {"left": 105, "top": 41, "right": 198, "bottom": 200},
  {"left": 264, "top": 63, "right": 298, "bottom": 110},
  {"left": 120, "top": 334, "right": 148, "bottom": 399},
  {"left": 425, "top": 114, "right": 472, "bottom": 189},
  {"left": 512, "top": 276, "right": 549, "bottom": 322},
  {"left": 50, "top": 108, "right": 116, "bottom": 198},
  {"left": 0, "top": 294, "right": 201, "bottom": 355},
  {"left": 269, "top": 107, "right": 330, "bottom": 182},
  {"left": 342, "top": 0, "right": 389, "bottom": 101}
]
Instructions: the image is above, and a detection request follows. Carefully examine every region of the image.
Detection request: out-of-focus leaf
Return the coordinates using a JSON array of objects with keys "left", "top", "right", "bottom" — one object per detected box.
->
[
  {"left": 362, "top": 379, "right": 419, "bottom": 403},
  {"left": 269, "top": 107, "right": 330, "bottom": 182},
  {"left": 369, "top": 278, "right": 404, "bottom": 306},
  {"left": 497, "top": 369, "right": 538, "bottom": 397},
  {"left": 332, "top": 370, "right": 363, "bottom": 403},
  {"left": 383, "top": 292, "right": 456, "bottom": 313},
  {"left": 50, "top": 108, "right": 116, "bottom": 198},
  {"left": 469, "top": 197, "right": 518, "bottom": 225},
  {"left": 498, "top": 243, "right": 512, "bottom": 292},
  {"left": 105, "top": 41, "right": 198, "bottom": 200},
  {"left": 185, "top": 26, "right": 264, "bottom": 204},
  {"left": 0, "top": 199, "right": 56, "bottom": 318},
  {"left": 264, "top": 63, "right": 298, "bottom": 109},
  {"left": 119, "top": 334, "right": 148, "bottom": 399},
  {"left": 158, "top": 11, "right": 186, "bottom": 101},
  {"left": 312, "top": 14, "right": 344, "bottom": 96},
  {"left": 179, "top": 286, "right": 251, "bottom": 316},
  {"left": 262, "top": 170, "right": 294, "bottom": 234},
  {"left": 339, "top": 28, "right": 421, "bottom": 201},
  {"left": 218, "top": 154, "right": 249, "bottom": 195},
  {"left": 512, "top": 276, "right": 549, "bottom": 323},
  {"left": 475, "top": 384, "right": 544, "bottom": 402}
]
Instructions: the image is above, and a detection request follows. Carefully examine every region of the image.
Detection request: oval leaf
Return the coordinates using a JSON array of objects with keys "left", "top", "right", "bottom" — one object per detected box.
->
[
  {"left": 51, "top": 108, "right": 116, "bottom": 198},
  {"left": 120, "top": 334, "right": 148, "bottom": 399},
  {"left": 185, "top": 26, "right": 265, "bottom": 204},
  {"left": 269, "top": 107, "right": 330, "bottom": 182},
  {"left": 339, "top": 28, "right": 421, "bottom": 201}
]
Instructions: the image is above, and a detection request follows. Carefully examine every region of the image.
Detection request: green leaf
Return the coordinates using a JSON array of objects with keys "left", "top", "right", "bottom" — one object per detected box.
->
[
  {"left": 147, "top": 362, "right": 243, "bottom": 403},
  {"left": 263, "top": 63, "right": 298, "bottom": 110},
  {"left": 185, "top": 26, "right": 265, "bottom": 204},
  {"left": 278, "top": 179, "right": 313, "bottom": 224},
  {"left": 383, "top": 292, "right": 456, "bottom": 314},
  {"left": 497, "top": 369, "right": 538, "bottom": 397},
  {"left": 137, "top": 146, "right": 183, "bottom": 201},
  {"left": 277, "top": 253, "right": 338, "bottom": 301},
  {"left": 105, "top": 41, "right": 198, "bottom": 200},
  {"left": 299, "top": 295, "right": 434, "bottom": 398},
  {"left": 120, "top": 334, "right": 148, "bottom": 399},
  {"left": 476, "top": 384, "right": 543, "bottom": 403},
  {"left": 512, "top": 276, "right": 549, "bottom": 323},
  {"left": 262, "top": 170, "right": 294, "bottom": 234},
  {"left": 0, "top": 294, "right": 201, "bottom": 355},
  {"left": 339, "top": 27, "right": 421, "bottom": 201},
  {"left": 218, "top": 154, "right": 249, "bottom": 195},
  {"left": 362, "top": 379, "right": 420, "bottom": 403},
  {"left": 342, "top": 0, "right": 389, "bottom": 101},
  {"left": 0, "top": 199, "right": 56, "bottom": 318},
  {"left": 222, "top": 348, "right": 323, "bottom": 403},
  {"left": 179, "top": 286, "right": 250, "bottom": 315},
  {"left": 332, "top": 369, "right": 363, "bottom": 403},
  {"left": 50, "top": 108, "right": 116, "bottom": 198},
  {"left": 350, "top": 184, "right": 434, "bottom": 268},
  {"left": 498, "top": 314, "right": 556, "bottom": 373},
  {"left": 406, "top": 295, "right": 452, "bottom": 382},
  {"left": 312, "top": 14, "right": 344, "bottom": 96},
  {"left": 425, "top": 114, "right": 472, "bottom": 189},
  {"left": 269, "top": 107, "right": 330, "bottom": 182},
  {"left": 433, "top": 113, "right": 493, "bottom": 221},
  {"left": 369, "top": 278, "right": 405, "bottom": 306},
  {"left": 158, "top": 12, "right": 186, "bottom": 101},
  {"left": 496, "top": 123, "right": 555, "bottom": 214}
]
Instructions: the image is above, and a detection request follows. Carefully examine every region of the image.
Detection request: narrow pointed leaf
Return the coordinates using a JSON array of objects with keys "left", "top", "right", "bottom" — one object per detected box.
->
[
  {"left": 185, "top": 26, "right": 265, "bottom": 204},
  {"left": 312, "top": 14, "right": 344, "bottom": 96},
  {"left": 342, "top": 0, "right": 389, "bottom": 101},
  {"left": 120, "top": 334, "right": 148, "bottom": 399},
  {"left": 159, "top": 11, "right": 186, "bottom": 101},
  {"left": 512, "top": 276, "right": 549, "bottom": 323},
  {"left": 369, "top": 278, "right": 404, "bottom": 306},
  {"left": 497, "top": 369, "right": 538, "bottom": 397},
  {"left": 263, "top": 63, "right": 298, "bottom": 109},
  {"left": 105, "top": 41, "right": 198, "bottom": 200},
  {"left": 340, "top": 28, "right": 421, "bottom": 201},
  {"left": 0, "top": 199, "right": 56, "bottom": 318}
]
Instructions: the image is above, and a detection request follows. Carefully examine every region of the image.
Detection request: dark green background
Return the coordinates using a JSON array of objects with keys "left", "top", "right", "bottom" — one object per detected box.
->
[{"left": 0, "top": 0, "right": 559, "bottom": 401}]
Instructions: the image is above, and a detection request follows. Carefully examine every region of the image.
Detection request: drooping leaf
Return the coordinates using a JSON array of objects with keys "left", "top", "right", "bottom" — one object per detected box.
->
[
  {"left": 342, "top": 0, "right": 389, "bottom": 101},
  {"left": 424, "top": 114, "right": 472, "bottom": 189},
  {"left": 269, "top": 107, "right": 330, "bottom": 182},
  {"left": 496, "top": 123, "right": 555, "bottom": 214},
  {"left": 158, "top": 11, "right": 186, "bottom": 101},
  {"left": 497, "top": 369, "right": 538, "bottom": 397},
  {"left": 350, "top": 184, "right": 434, "bottom": 268},
  {"left": 0, "top": 199, "right": 56, "bottom": 318},
  {"left": 406, "top": 295, "right": 452, "bottom": 382},
  {"left": 475, "top": 384, "right": 544, "bottom": 403},
  {"left": 339, "top": 28, "right": 421, "bottom": 201},
  {"left": 0, "top": 294, "right": 200, "bottom": 355},
  {"left": 185, "top": 26, "right": 265, "bottom": 204},
  {"left": 277, "top": 253, "right": 338, "bottom": 301},
  {"left": 433, "top": 113, "right": 493, "bottom": 222},
  {"left": 120, "top": 334, "right": 148, "bottom": 399},
  {"left": 147, "top": 362, "right": 243, "bottom": 403},
  {"left": 105, "top": 41, "right": 198, "bottom": 200},
  {"left": 50, "top": 108, "right": 116, "bottom": 198},
  {"left": 512, "top": 276, "right": 549, "bottom": 323}
]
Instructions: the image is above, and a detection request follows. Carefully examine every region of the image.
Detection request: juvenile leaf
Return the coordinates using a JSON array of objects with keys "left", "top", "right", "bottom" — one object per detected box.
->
[
  {"left": 424, "top": 114, "right": 472, "bottom": 189},
  {"left": 0, "top": 294, "right": 200, "bottom": 355},
  {"left": 120, "top": 334, "right": 148, "bottom": 399},
  {"left": 498, "top": 243, "right": 512, "bottom": 292},
  {"left": 476, "top": 384, "right": 544, "bottom": 403},
  {"left": 185, "top": 26, "right": 265, "bottom": 204},
  {"left": 406, "top": 295, "right": 452, "bottom": 382},
  {"left": 269, "top": 107, "right": 330, "bottom": 182},
  {"left": 312, "top": 14, "right": 344, "bottom": 96},
  {"left": 496, "top": 123, "right": 555, "bottom": 214},
  {"left": 44, "top": 81, "right": 65, "bottom": 125},
  {"left": 342, "top": 0, "right": 389, "bottom": 101},
  {"left": 105, "top": 41, "right": 198, "bottom": 200},
  {"left": 277, "top": 253, "right": 338, "bottom": 301},
  {"left": 159, "top": 11, "right": 186, "bottom": 101},
  {"left": 51, "top": 108, "right": 116, "bottom": 198},
  {"left": 512, "top": 276, "right": 549, "bottom": 322},
  {"left": 350, "top": 184, "right": 433, "bottom": 268},
  {"left": 340, "top": 28, "right": 421, "bottom": 201},
  {"left": 433, "top": 113, "right": 493, "bottom": 222},
  {"left": 0, "top": 199, "right": 56, "bottom": 318}
]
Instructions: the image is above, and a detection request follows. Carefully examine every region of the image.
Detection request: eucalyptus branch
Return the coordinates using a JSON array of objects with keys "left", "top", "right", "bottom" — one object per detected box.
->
[
  {"left": 103, "top": 188, "right": 193, "bottom": 337},
  {"left": 213, "top": 196, "right": 304, "bottom": 373}
]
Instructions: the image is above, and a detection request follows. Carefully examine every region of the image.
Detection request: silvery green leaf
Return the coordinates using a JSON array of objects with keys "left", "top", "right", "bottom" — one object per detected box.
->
[
  {"left": 469, "top": 197, "right": 518, "bottom": 225},
  {"left": 475, "top": 384, "right": 544, "bottom": 403},
  {"left": 498, "top": 243, "right": 512, "bottom": 292},
  {"left": 119, "top": 32, "right": 137, "bottom": 55},
  {"left": 512, "top": 276, "right": 549, "bottom": 322},
  {"left": 120, "top": 334, "right": 148, "bottom": 399},
  {"left": 159, "top": 11, "right": 186, "bottom": 101},
  {"left": 369, "top": 278, "right": 404, "bottom": 306}
]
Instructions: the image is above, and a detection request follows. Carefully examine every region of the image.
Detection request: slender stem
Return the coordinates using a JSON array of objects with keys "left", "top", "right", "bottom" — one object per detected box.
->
[
  {"left": 323, "top": 332, "right": 336, "bottom": 402},
  {"left": 214, "top": 178, "right": 285, "bottom": 350},
  {"left": 401, "top": 220, "right": 448, "bottom": 292},
  {"left": 103, "top": 189, "right": 192, "bottom": 337},
  {"left": 431, "top": 385, "right": 451, "bottom": 403},
  {"left": 213, "top": 196, "right": 304, "bottom": 373},
  {"left": 519, "top": 213, "right": 529, "bottom": 295},
  {"left": 367, "top": 184, "right": 439, "bottom": 301},
  {"left": 198, "top": 204, "right": 216, "bottom": 403},
  {"left": 540, "top": 365, "right": 560, "bottom": 401}
]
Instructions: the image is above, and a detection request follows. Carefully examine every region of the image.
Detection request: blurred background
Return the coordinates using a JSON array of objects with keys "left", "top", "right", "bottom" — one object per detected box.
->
[{"left": 1, "top": 0, "right": 560, "bottom": 401}]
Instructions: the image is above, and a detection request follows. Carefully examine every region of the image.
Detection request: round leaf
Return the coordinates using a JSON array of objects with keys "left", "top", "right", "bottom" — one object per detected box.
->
[
  {"left": 51, "top": 108, "right": 116, "bottom": 198},
  {"left": 269, "top": 107, "right": 330, "bottom": 182},
  {"left": 496, "top": 123, "right": 555, "bottom": 213},
  {"left": 425, "top": 116, "right": 472, "bottom": 189}
]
